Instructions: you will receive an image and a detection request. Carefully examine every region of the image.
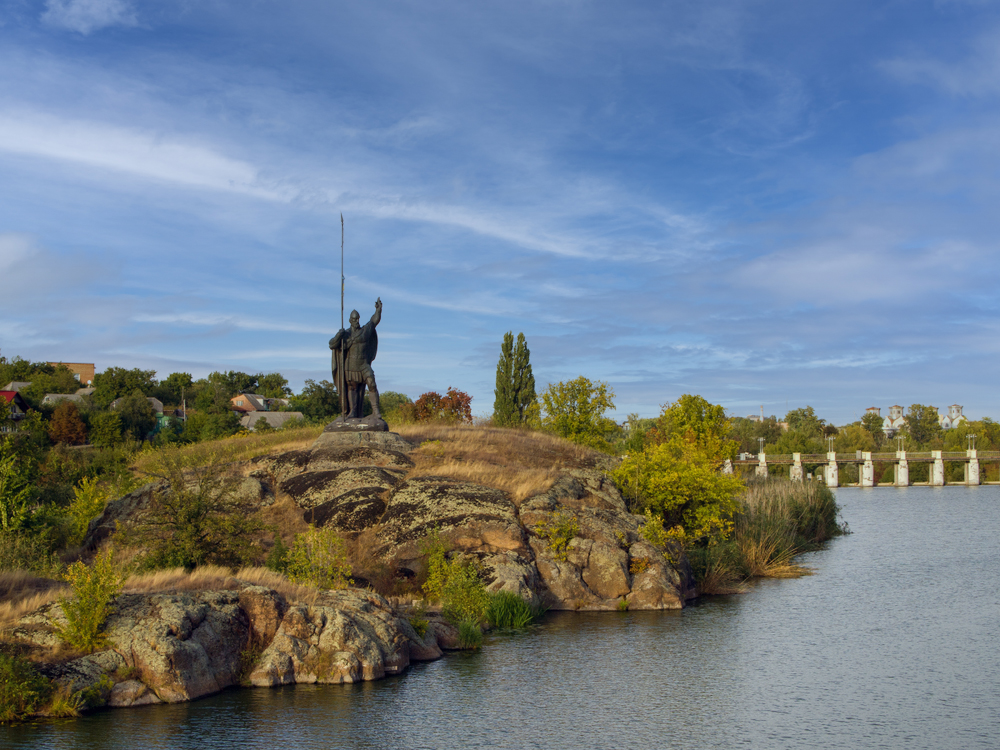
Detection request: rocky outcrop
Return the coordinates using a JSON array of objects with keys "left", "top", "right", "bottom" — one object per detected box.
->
[
  {"left": 10, "top": 580, "right": 445, "bottom": 711},
  {"left": 83, "top": 429, "right": 695, "bottom": 615}
]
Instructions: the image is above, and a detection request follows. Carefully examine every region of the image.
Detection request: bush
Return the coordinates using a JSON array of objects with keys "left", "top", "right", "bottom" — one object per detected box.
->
[
  {"left": 421, "top": 531, "right": 489, "bottom": 625},
  {"left": 535, "top": 513, "right": 579, "bottom": 561},
  {"left": 119, "top": 451, "right": 267, "bottom": 570},
  {"left": 485, "top": 590, "right": 539, "bottom": 629},
  {"left": 66, "top": 476, "right": 109, "bottom": 546},
  {"left": 0, "top": 652, "right": 53, "bottom": 723},
  {"left": 457, "top": 620, "right": 483, "bottom": 649},
  {"left": 55, "top": 547, "right": 127, "bottom": 653},
  {"left": 0, "top": 531, "right": 61, "bottom": 575},
  {"left": 285, "top": 525, "right": 352, "bottom": 589}
]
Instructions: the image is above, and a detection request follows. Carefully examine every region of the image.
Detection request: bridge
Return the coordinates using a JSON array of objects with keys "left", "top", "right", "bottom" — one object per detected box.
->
[{"left": 728, "top": 450, "right": 1000, "bottom": 487}]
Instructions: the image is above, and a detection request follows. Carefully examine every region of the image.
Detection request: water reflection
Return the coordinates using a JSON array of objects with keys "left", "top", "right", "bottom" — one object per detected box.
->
[{"left": 7, "top": 486, "right": 1000, "bottom": 750}]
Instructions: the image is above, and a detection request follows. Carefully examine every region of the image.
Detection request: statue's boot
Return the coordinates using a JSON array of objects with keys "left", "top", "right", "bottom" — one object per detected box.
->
[{"left": 367, "top": 382, "right": 382, "bottom": 419}]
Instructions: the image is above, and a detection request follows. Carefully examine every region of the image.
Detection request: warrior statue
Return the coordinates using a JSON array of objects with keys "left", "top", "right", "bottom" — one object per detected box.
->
[{"left": 330, "top": 297, "right": 382, "bottom": 420}]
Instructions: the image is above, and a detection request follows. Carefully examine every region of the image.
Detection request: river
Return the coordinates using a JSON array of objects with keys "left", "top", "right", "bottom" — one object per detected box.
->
[{"left": 6, "top": 485, "right": 1000, "bottom": 749}]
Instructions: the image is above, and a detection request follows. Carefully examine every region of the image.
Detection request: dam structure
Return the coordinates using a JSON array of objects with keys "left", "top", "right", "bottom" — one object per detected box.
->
[{"left": 730, "top": 450, "right": 998, "bottom": 487}]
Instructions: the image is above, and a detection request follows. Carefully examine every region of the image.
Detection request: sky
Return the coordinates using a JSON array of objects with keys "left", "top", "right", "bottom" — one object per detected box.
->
[{"left": 1, "top": 0, "right": 999, "bottom": 425}]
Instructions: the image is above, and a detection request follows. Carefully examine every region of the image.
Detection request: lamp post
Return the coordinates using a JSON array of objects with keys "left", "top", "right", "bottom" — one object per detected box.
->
[
  {"left": 827, "top": 436, "right": 835, "bottom": 454},
  {"left": 758, "top": 437, "right": 765, "bottom": 455},
  {"left": 968, "top": 434, "right": 977, "bottom": 451},
  {"left": 896, "top": 435, "right": 904, "bottom": 453}
]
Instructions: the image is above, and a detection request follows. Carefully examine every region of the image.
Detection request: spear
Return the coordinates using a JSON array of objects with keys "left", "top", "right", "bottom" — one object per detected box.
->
[{"left": 340, "top": 213, "right": 345, "bottom": 331}]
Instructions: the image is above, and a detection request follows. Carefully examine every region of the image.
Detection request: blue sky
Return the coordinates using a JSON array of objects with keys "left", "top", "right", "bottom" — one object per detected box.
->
[{"left": 1, "top": 0, "right": 999, "bottom": 424}]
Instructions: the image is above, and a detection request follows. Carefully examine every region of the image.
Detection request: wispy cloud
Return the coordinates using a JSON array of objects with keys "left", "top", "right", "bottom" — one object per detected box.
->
[
  {"left": 41, "top": 0, "right": 137, "bottom": 35},
  {"left": 0, "top": 110, "right": 291, "bottom": 200}
]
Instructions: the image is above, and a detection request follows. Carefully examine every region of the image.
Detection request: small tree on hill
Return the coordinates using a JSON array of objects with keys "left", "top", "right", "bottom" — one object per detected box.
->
[
  {"left": 493, "top": 332, "right": 536, "bottom": 428},
  {"left": 541, "top": 376, "right": 616, "bottom": 451},
  {"left": 48, "top": 401, "right": 87, "bottom": 445},
  {"left": 414, "top": 388, "right": 473, "bottom": 423}
]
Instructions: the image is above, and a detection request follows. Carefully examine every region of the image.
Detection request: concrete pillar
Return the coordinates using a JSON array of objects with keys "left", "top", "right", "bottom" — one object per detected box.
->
[
  {"left": 825, "top": 452, "right": 839, "bottom": 488},
  {"left": 790, "top": 452, "right": 803, "bottom": 482},
  {"left": 722, "top": 458, "right": 733, "bottom": 475},
  {"left": 895, "top": 451, "right": 909, "bottom": 486},
  {"left": 756, "top": 452, "right": 768, "bottom": 478},
  {"left": 860, "top": 451, "right": 874, "bottom": 487},
  {"left": 930, "top": 450, "right": 945, "bottom": 486},
  {"left": 965, "top": 450, "right": 980, "bottom": 485}
]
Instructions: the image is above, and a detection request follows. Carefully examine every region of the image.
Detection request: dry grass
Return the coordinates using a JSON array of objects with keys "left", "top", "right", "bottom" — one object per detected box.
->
[
  {"left": 124, "top": 565, "right": 238, "bottom": 594},
  {"left": 132, "top": 424, "right": 324, "bottom": 475},
  {"left": 260, "top": 495, "right": 312, "bottom": 544},
  {"left": 396, "top": 423, "right": 601, "bottom": 504},
  {"left": 0, "top": 572, "right": 67, "bottom": 626},
  {"left": 234, "top": 567, "right": 322, "bottom": 604}
]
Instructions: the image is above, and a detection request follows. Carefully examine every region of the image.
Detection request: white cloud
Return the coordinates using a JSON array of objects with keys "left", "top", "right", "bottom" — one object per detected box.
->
[
  {"left": 41, "top": 0, "right": 137, "bottom": 35},
  {"left": 881, "top": 28, "right": 1000, "bottom": 97},
  {"left": 0, "top": 110, "right": 292, "bottom": 200}
]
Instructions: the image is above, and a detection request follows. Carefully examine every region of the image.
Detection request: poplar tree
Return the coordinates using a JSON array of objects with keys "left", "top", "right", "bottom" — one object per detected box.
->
[{"left": 493, "top": 332, "right": 536, "bottom": 427}]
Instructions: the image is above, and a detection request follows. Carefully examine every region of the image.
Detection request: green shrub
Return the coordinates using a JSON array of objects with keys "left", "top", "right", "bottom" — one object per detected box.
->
[
  {"left": 285, "top": 525, "right": 352, "bottom": 589},
  {"left": 535, "top": 512, "right": 579, "bottom": 561},
  {"left": 66, "top": 476, "right": 108, "bottom": 546},
  {"left": 457, "top": 620, "right": 483, "bottom": 649},
  {"left": 0, "top": 652, "right": 53, "bottom": 723},
  {"left": 0, "top": 531, "right": 61, "bottom": 575},
  {"left": 55, "top": 547, "right": 127, "bottom": 653},
  {"left": 420, "top": 530, "right": 490, "bottom": 625},
  {"left": 485, "top": 590, "right": 540, "bottom": 629}
]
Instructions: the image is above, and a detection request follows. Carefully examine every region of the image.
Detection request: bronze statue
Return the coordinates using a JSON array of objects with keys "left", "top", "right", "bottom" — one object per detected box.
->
[{"left": 330, "top": 297, "right": 382, "bottom": 420}]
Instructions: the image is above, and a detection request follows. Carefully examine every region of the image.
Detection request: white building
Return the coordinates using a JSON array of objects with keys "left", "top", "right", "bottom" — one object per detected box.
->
[{"left": 939, "top": 404, "right": 967, "bottom": 430}]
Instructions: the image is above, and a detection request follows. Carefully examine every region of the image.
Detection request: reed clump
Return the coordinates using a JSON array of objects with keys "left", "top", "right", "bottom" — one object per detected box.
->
[{"left": 692, "top": 478, "right": 847, "bottom": 594}]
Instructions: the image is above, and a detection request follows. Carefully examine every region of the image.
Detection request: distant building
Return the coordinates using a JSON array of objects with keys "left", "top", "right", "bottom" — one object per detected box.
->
[
  {"left": 939, "top": 404, "right": 967, "bottom": 430},
  {"left": 231, "top": 394, "right": 289, "bottom": 413},
  {"left": 2, "top": 381, "right": 32, "bottom": 392},
  {"left": 240, "top": 412, "right": 304, "bottom": 431},
  {"left": 42, "top": 393, "right": 87, "bottom": 407},
  {"left": 883, "top": 405, "right": 905, "bottom": 436},
  {"left": 47, "top": 362, "right": 95, "bottom": 386},
  {"left": 0, "top": 390, "right": 29, "bottom": 431},
  {"left": 110, "top": 396, "right": 164, "bottom": 414}
]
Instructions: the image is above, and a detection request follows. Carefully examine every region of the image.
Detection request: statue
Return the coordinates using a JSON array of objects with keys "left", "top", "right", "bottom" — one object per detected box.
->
[{"left": 330, "top": 297, "right": 382, "bottom": 421}]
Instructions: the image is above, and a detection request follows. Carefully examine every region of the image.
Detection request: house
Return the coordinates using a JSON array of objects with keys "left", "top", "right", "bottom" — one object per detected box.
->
[
  {"left": 883, "top": 405, "right": 905, "bottom": 435},
  {"left": 42, "top": 393, "right": 87, "bottom": 407},
  {"left": 2, "top": 381, "right": 32, "bottom": 392},
  {"left": 240, "top": 412, "right": 304, "bottom": 431},
  {"left": 230, "top": 394, "right": 288, "bottom": 413},
  {"left": 0, "top": 390, "right": 29, "bottom": 432},
  {"left": 939, "top": 404, "right": 967, "bottom": 430},
  {"left": 47, "top": 362, "right": 95, "bottom": 386},
  {"left": 110, "top": 396, "right": 164, "bottom": 414}
]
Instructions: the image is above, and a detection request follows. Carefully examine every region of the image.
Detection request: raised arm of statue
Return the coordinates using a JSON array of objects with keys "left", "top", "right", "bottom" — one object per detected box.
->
[{"left": 371, "top": 297, "right": 382, "bottom": 327}]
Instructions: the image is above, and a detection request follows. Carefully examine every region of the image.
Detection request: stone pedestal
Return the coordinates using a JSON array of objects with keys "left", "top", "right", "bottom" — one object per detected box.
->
[
  {"left": 965, "top": 450, "right": 980, "bottom": 485},
  {"left": 860, "top": 452, "right": 874, "bottom": 487},
  {"left": 790, "top": 453, "right": 803, "bottom": 482},
  {"left": 895, "top": 452, "right": 909, "bottom": 486},
  {"left": 825, "top": 452, "right": 839, "bottom": 488},
  {"left": 930, "top": 450, "right": 945, "bottom": 486},
  {"left": 755, "top": 453, "right": 768, "bottom": 478}
]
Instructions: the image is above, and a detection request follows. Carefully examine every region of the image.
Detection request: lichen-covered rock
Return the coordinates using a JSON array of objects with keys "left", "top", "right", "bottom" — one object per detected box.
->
[
  {"left": 378, "top": 477, "right": 526, "bottom": 569},
  {"left": 108, "top": 679, "right": 162, "bottom": 707},
  {"left": 83, "top": 481, "right": 166, "bottom": 549},
  {"left": 310, "top": 430, "right": 415, "bottom": 454},
  {"left": 108, "top": 590, "right": 251, "bottom": 703},
  {"left": 309, "top": 487, "right": 388, "bottom": 531},
  {"left": 248, "top": 589, "right": 430, "bottom": 686},
  {"left": 280, "top": 466, "right": 402, "bottom": 509}
]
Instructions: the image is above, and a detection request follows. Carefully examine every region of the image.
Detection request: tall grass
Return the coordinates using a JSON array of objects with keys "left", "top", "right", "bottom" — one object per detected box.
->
[
  {"left": 485, "top": 590, "right": 543, "bottom": 630},
  {"left": 693, "top": 479, "right": 846, "bottom": 594}
]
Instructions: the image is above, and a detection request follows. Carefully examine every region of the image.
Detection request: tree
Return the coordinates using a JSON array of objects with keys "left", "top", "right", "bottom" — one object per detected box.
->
[
  {"left": 861, "top": 411, "right": 885, "bottom": 447},
  {"left": 728, "top": 416, "right": 783, "bottom": 455},
  {"left": 289, "top": 379, "right": 340, "bottom": 420},
  {"left": 120, "top": 453, "right": 267, "bottom": 570},
  {"left": 48, "top": 401, "right": 88, "bottom": 445},
  {"left": 651, "top": 394, "right": 736, "bottom": 460},
  {"left": 414, "top": 388, "right": 473, "bottom": 423},
  {"left": 784, "top": 406, "right": 828, "bottom": 437},
  {"left": 183, "top": 411, "right": 241, "bottom": 441},
  {"left": 256, "top": 372, "right": 291, "bottom": 399},
  {"left": 89, "top": 412, "right": 125, "bottom": 447},
  {"left": 493, "top": 332, "right": 536, "bottom": 428},
  {"left": 153, "top": 372, "right": 193, "bottom": 406},
  {"left": 0, "top": 436, "right": 38, "bottom": 532},
  {"left": 541, "top": 376, "right": 616, "bottom": 451},
  {"left": 904, "top": 404, "right": 943, "bottom": 447},
  {"left": 115, "top": 391, "right": 157, "bottom": 441},
  {"left": 612, "top": 437, "right": 744, "bottom": 545},
  {"left": 93, "top": 367, "right": 157, "bottom": 408}
]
